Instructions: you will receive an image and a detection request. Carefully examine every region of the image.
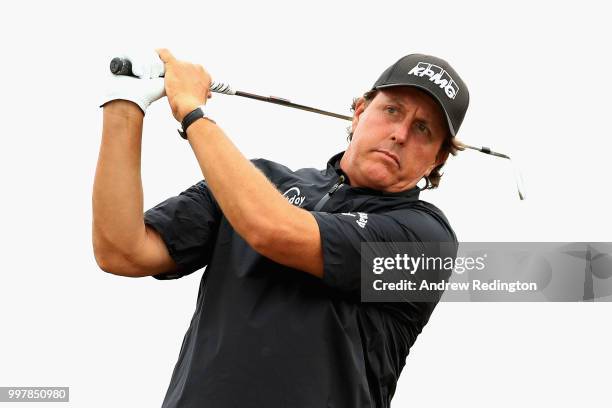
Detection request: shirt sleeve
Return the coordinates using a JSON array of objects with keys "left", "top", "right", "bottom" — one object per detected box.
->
[
  {"left": 312, "top": 207, "right": 458, "bottom": 390},
  {"left": 144, "top": 180, "right": 222, "bottom": 280},
  {"left": 311, "top": 207, "right": 457, "bottom": 293}
]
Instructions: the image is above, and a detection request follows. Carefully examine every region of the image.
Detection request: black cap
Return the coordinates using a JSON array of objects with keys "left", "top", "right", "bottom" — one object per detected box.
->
[{"left": 372, "top": 54, "right": 469, "bottom": 136}]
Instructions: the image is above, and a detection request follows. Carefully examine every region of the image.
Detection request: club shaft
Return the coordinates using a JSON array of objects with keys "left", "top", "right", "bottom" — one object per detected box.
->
[
  {"left": 460, "top": 144, "right": 510, "bottom": 160},
  {"left": 229, "top": 88, "right": 513, "bottom": 164},
  {"left": 233, "top": 91, "right": 352, "bottom": 121}
]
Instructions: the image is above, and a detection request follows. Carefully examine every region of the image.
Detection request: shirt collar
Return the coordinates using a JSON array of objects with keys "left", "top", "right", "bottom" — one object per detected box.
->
[{"left": 326, "top": 151, "right": 421, "bottom": 199}]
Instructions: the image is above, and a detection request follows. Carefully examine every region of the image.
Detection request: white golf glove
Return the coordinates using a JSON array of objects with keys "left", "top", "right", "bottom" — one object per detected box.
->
[{"left": 100, "top": 50, "right": 166, "bottom": 114}]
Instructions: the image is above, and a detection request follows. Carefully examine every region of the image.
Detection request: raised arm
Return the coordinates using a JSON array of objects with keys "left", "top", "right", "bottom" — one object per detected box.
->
[
  {"left": 156, "top": 49, "right": 325, "bottom": 279},
  {"left": 92, "top": 101, "right": 177, "bottom": 277}
]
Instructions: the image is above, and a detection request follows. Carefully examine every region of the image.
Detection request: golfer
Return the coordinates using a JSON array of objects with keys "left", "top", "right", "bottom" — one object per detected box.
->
[{"left": 93, "top": 49, "right": 469, "bottom": 407}]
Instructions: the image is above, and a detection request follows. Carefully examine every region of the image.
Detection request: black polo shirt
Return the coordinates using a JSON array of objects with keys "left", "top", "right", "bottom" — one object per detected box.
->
[{"left": 144, "top": 152, "right": 457, "bottom": 408}]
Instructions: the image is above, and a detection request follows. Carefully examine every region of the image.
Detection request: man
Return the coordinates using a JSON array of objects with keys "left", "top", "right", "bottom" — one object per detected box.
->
[{"left": 93, "top": 50, "right": 469, "bottom": 407}]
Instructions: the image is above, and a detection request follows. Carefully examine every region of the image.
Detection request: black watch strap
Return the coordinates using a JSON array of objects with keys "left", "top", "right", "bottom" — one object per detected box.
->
[{"left": 177, "top": 106, "right": 215, "bottom": 139}]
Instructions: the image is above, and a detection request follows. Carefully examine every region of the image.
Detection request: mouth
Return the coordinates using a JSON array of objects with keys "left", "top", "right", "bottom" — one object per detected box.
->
[{"left": 374, "top": 149, "right": 400, "bottom": 168}]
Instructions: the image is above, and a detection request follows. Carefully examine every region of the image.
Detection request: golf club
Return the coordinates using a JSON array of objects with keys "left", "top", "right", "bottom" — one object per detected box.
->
[{"left": 110, "top": 57, "right": 526, "bottom": 200}]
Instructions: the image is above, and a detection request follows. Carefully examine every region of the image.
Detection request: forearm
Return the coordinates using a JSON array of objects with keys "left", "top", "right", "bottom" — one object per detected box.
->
[
  {"left": 154, "top": 48, "right": 323, "bottom": 276},
  {"left": 186, "top": 118, "right": 294, "bottom": 245},
  {"left": 92, "top": 101, "right": 147, "bottom": 260}
]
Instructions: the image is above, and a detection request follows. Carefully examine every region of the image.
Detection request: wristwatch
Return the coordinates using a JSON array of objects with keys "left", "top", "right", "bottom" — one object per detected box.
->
[{"left": 177, "top": 106, "right": 216, "bottom": 139}]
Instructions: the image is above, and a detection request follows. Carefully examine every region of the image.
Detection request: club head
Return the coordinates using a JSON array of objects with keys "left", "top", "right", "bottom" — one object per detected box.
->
[{"left": 458, "top": 142, "right": 526, "bottom": 201}]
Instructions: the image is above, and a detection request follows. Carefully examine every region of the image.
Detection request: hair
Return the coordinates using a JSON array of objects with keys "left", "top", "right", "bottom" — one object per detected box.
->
[{"left": 346, "top": 89, "right": 463, "bottom": 189}]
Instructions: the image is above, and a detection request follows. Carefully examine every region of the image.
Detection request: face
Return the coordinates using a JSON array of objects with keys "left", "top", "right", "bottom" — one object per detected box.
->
[{"left": 340, "top": 87, "right": 449, "bottom": 192}]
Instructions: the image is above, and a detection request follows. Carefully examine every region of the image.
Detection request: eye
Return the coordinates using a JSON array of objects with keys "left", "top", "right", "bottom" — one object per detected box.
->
[
  {"left": 384, "top": 105, "right": 398, "bottom": 114},
  {"left": 416, "top": 122, "right": 430, "bottom": 135}
]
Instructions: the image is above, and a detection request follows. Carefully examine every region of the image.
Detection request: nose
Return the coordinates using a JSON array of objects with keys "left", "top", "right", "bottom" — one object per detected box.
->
[{"left": 390, "top": 109, "right": 418, "bottom": 144}]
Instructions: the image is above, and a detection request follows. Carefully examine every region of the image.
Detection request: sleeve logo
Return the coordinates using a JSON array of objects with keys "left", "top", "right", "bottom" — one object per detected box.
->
[{"left": 341, "top": 212, "right": 369, "bottom": 228}]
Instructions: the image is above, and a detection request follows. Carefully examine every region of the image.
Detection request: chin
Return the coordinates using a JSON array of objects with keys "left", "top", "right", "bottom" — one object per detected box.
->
[{"left": 360, "top": 163, "right": 395, "bottom": 189}]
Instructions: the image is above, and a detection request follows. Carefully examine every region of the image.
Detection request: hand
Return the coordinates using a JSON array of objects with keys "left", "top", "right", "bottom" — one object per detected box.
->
[
  {"left": 156, "top": 48, "right": 212, "bottom": 122},
  {"left": 100, "top": 75, "right": 165, "bottom": 114},
  {"left": 126, "top": 49, "right": 166, "bottom": 79},
  {"left": 100, "top": 50, "right": 166, "bottom": 113}
]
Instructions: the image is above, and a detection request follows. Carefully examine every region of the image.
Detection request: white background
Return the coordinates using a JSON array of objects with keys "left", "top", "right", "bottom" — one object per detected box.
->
[{"left": 1, "top": 0, "right": 610, "bottom": 407}]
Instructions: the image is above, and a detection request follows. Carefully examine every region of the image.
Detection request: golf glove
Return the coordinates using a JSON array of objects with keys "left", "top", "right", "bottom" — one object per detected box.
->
[{"left": 100, "top": 50, "right": 166, "bottom": 114}]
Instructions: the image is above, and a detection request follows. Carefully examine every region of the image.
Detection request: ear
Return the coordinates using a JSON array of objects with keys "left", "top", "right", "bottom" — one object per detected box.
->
[{"left": 351, "top": 97, "right": 366, "bottom": 135}]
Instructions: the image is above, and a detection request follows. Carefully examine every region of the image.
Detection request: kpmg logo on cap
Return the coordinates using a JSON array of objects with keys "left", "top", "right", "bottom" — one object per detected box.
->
[{"left": 408, "top": 62, "right": 459, "bottom": 100}]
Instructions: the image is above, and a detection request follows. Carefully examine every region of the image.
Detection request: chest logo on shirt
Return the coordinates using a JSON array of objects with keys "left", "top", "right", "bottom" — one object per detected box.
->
[
  {"left": 341, "top": 212, "right": 369, "bottom": 228},
  {"left": 282, "top": 187, "right": 306, "bottom": 207}
]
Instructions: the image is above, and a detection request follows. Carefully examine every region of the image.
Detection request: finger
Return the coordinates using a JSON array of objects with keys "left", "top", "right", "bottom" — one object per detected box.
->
[{"left": 156, "top": 48, "right": 176, "bottom": 63}]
